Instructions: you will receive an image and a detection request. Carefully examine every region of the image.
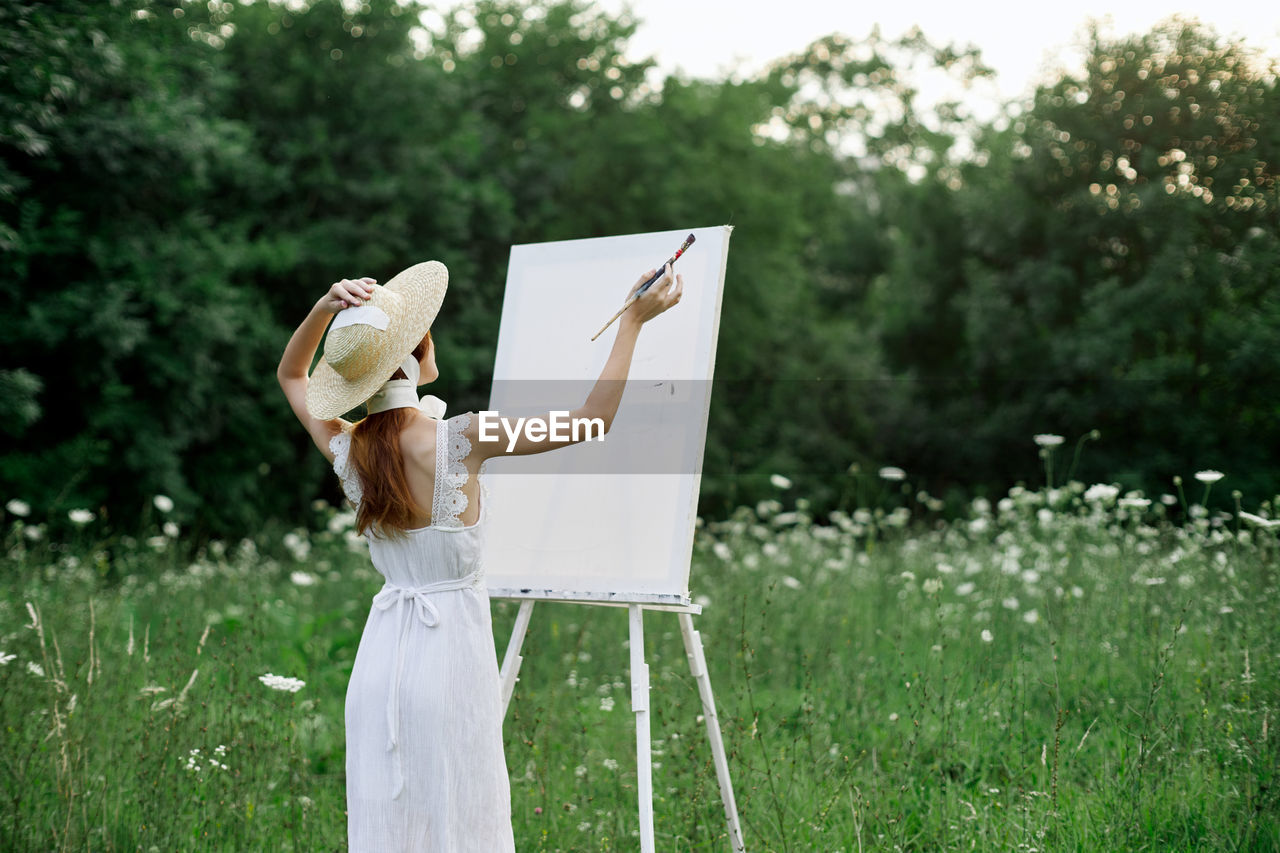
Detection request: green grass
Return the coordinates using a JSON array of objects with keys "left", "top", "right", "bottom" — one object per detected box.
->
[{"left": 1, "top": 479, "right": 1277, "bottom": 851}]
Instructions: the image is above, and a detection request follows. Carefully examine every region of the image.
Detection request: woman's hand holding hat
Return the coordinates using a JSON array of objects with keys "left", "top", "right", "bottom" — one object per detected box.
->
[{"left": 324, "top": 277, "right": 377, "bottom": 314}]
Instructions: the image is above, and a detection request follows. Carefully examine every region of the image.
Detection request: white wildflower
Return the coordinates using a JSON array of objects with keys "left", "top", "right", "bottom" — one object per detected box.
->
[
  {"left": 1160, "top": 494, "right": 1177, "bottom": 505},
  {"left": 153, "top": 495, "right": 174, "bottom": 513},
  {"left": 712, "top": 542, "right": 732, "bottom": 561},
  {"left": 769, "top": 474, "right": 792, "bottom": 489},
  {"left": 879, "top": 466, "right": 906, "bottom": 482},
  {"left": 888, "top": 713, "right": 900, "bottom": 722},
  {"left": 6, "top": 499, "right": 30, "bottom": 517},
  {"left": 1002, "top": 596, "right": 1020, "bottom": 610},
  {"left": 24, "top": 525, "right": 44, "bottom": 541},
  {"left": 1238, "top": 511, "right": 1280, "bottom": 529},
  {"left": 981, "top": 629, "right": 994, "bottom": 643},
  {"left": 283, "top": 531, "right": 312, "bottom": 561},
  {"left": 163, "top": 521, "right": 179, "bottom": 538},
  {"left": 602, "top": 758, "right": 619, "bottom": 771},
  {"left": 922, "top": 578, "right": 943, "bottom": 594},
  {"left": 955, "top": 581, "right": 975, "bottom": 596},
  {"left": 599, "top": 696, "right": 615, "bottom": 712},
  {"left": 756, "top": 499, "right": 781, "bottom": 517},
  {"left": 28, "top": 661, "right": 44, "bottom": 677},
  {"left": 0, "top": 651, "right": 15, "bottom": 665},
  {"left": 290, "top": 571, "right": 316, "bottom": 586},
  {"left": 1022, "top": 609, "right": 1040, "bottom": 624},
  {"left": 68, "top": 508, "right": 94, "bottom": 525},
  {"left": 1037, "top": 508, "right": 1054, "bottom": 526},
  {"left": 1083, "top": 484, "right": 1119, "bottom": 504},
  {"left": 1194, "top": 470, "right": 1224, "bottom": 484},
  {"left": 575, "top": 764, "right": 588, "bottom": 778},
  {"left": 1033, "top": 434, "right": 1064, "bottom": 448},
  {"left": 258, "top": 672, "right": 305, "bottom": 693},
  {"left": 327, "top": 509, "right": 356, "bottom": 533},
  {"left": 781, "top": 575, "right": 802, "bottom": 590}
]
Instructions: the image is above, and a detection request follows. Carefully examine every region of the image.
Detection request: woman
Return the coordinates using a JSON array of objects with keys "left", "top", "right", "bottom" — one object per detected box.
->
[{"left": 276, "top": 259, "right": 683, "bottom": 851}]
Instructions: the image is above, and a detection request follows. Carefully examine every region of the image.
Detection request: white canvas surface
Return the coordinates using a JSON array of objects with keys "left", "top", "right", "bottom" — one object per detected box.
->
[{"left": 481, "top": 226, "right": 731, "bottom": 604}]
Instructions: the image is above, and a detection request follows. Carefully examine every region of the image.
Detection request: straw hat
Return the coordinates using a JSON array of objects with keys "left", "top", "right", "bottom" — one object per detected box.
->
[{"left": 305, "top": 261, "right": 448, "bottom": 420}]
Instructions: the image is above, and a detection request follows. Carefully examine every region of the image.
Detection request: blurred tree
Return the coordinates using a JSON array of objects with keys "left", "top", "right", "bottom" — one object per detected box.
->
[
  {"left": 0, "top": 0, "right": 283, "bottom": 536},
  {"left": 870, "top": 17, "right": 1280, "bottom": 501},
  {"left": 4, "top": 1, "right": 1275, "bottom": 539}
]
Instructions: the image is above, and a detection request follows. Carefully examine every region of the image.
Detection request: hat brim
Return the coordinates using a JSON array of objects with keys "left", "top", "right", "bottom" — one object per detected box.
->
[{"left": 305, "top": 261, "right": 448, "bottom": 420}]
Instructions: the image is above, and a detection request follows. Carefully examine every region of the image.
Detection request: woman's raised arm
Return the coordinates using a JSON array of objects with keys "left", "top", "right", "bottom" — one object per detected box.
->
[
  {"left": 468, "top": 263, "right": 684, "bottom": 460},
  {"left": 277, "top": 277, "right": 376, "bottom": 459}
]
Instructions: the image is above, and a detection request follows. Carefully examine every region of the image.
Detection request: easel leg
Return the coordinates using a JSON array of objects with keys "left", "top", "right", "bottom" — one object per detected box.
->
[
  {"left": 499, "top": 600, "right": 535, "bottom": 718},
  {"left": 679, "top": 612, "right": 745, "bottom": 852},
  {"left": 629, "top": 604, "right": 656, "bottom": 853}
]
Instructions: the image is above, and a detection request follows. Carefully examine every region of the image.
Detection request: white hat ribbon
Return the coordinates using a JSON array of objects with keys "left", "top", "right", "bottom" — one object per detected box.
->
[
  {"left": 329, "top": 303, "right": 391, "bottom": 332},
  {"left": 366, "top": 354, "right": 447, "bottom": 419}
]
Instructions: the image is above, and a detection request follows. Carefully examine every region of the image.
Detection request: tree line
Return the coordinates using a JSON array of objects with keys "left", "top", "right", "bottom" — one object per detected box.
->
[{"left": 2, "top": 0, "right": 1277, "bottom": 539}]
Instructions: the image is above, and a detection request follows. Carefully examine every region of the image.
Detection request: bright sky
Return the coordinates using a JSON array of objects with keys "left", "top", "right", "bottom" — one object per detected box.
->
[{"left": 595, "top": 0, "right": 1280, "bottom": 116}]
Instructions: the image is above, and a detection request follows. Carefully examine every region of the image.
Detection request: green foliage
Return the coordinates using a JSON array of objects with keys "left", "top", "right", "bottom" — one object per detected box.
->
[
  {"left": 871, "top": 18, "right": 1280, "bottom": 501},
  {"left": 2, "top": 2, "right": 1278, "bottom": 536}
]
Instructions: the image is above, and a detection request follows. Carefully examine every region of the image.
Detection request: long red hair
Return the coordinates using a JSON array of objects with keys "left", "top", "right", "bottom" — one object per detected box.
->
[{"left": 349, "top": 334, "right": 430, "bottom": 539}]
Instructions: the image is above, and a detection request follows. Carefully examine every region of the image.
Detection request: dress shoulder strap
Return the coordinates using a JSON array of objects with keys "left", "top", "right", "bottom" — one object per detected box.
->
[{"left": 431, "top": 413, "right": 473, "bottom": 528}]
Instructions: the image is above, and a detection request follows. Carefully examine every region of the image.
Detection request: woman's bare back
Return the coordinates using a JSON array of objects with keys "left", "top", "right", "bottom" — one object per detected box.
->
[{"left": 398, "top": 412, "right": 483, "bottom": 528}]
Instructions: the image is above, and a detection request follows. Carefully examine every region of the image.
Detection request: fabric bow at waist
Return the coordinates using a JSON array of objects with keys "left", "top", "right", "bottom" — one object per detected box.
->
[{"left": 371, "top": 571, "right": 483, "bottom": 800}]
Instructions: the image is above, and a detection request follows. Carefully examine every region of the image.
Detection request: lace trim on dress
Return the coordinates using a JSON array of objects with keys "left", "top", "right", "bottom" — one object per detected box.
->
[
  {"left": 431, "top": 413, "right": 473, "bottom": 528},
  {"left": 329, "top": 426, "right": 362, "bottom": 508}
]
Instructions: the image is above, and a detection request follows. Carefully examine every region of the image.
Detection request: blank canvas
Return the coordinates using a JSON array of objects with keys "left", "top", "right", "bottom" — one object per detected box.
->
[{"left": 481, "top": 226, "right": 731, "bottom": 605}]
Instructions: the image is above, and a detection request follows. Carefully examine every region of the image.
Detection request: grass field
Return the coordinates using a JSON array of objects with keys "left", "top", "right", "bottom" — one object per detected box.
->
[{"left": 2, "top": 471, "right": 1277, "bottom": 851}]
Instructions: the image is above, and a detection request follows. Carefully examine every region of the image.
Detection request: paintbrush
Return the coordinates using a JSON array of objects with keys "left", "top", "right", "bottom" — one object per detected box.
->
[{"left": 591, "top": 234, "right": 696, "bottom": 340}]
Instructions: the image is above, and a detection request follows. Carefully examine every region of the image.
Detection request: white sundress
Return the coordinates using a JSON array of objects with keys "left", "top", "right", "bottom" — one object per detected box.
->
[{"left": 329, "top": 412, "right": 515, "bottom": 852}]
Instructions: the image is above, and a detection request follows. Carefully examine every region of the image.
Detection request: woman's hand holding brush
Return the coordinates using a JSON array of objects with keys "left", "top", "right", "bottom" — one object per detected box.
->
[{"left": 618, "top": 263, "right": 683, "bottom": 331}]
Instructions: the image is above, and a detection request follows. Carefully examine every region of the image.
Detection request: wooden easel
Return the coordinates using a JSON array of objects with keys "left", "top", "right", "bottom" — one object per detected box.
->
[{"left": 495, "top": 592, "right": 746, "bottom": 852}]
